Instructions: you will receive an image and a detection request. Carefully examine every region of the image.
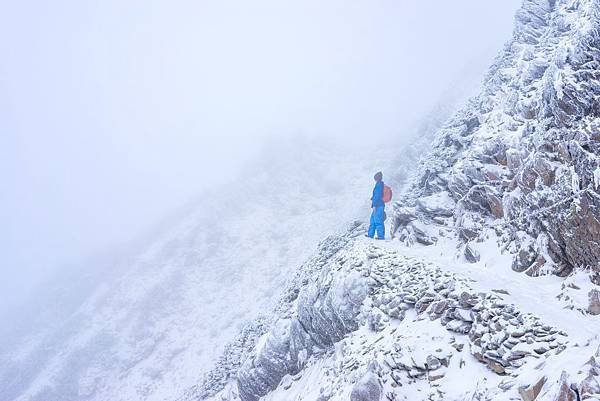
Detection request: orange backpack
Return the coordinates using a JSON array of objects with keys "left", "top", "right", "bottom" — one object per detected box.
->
[{"left": 383, "top": 185, "right": 393, "bottom": 203}]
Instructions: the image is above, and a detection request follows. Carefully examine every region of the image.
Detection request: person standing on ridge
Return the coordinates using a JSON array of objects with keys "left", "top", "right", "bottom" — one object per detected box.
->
[{"left": 367, "top": 171, "right": 391, "bottom": 240}]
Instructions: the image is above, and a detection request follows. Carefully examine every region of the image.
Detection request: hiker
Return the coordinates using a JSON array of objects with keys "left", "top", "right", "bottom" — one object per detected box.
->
[{"left": 367, "top": 171, "right": 392, "bottom": 239}]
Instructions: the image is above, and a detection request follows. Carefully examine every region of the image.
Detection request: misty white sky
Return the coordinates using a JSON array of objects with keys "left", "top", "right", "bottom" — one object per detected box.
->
[{"left": 0, "top": 0, "right": 521, "bottom": 306}]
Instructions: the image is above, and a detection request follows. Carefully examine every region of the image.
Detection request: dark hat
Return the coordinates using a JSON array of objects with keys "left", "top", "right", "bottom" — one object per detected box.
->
[{"left": 374, "top": 171, "right": 383, "bottom": 181}]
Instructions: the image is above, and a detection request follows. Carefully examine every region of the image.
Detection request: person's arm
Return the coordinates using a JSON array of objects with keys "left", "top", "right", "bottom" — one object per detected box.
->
[{"left": 371, "top": 182, "right": 383, "bottom": 207}]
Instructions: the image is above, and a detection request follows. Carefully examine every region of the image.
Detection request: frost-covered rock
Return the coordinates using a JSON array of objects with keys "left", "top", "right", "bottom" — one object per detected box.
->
[
  {"left": 464, "top": 243, "right": 481, "bottom": 263},
  {"left": 588, "top": 289, "right": 600, "bottom": 316},
  {"left": 393, "top": 0, "right": 600, "bottom": 278},
  {"left": 518, "top": 376, "right": 547, "bottom": 401},
  {"left": 416, "top": 192, "right": 455, "bottom": 218},
  {"left": 350, "top": 369, "right": 382, "bottom": 401},
  {"left": 236, "top": 229, "right": 369, "bottom": 401},
  {"left": 297, "top": 269, "right": 367, "bottom": 348},
  {"left": 223, "top": 237, "right": 575, "bottom": 401}
]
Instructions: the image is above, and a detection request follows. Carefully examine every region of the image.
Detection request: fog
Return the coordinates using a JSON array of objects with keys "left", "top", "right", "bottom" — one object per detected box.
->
[{"left": 0, "top": 0, "right": 521, "bottom": 309}]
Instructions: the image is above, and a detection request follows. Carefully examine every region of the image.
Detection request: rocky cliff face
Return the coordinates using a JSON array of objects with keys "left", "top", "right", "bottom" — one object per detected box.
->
[{"left": 392, "top": 0, "right": 600, "bottom": 280}]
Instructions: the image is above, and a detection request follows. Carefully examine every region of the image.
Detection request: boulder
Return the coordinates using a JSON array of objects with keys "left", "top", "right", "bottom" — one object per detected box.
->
[
  {"left": 518, "top": 376, "right": 546, "bottom": 401},
  {"left": 524, "top": 255, "right": 548, "bottom": 277},
  {"left": 532, "top": 155, "right": 555, "bottom": 186},
  {"left": 415, "top": 296, "right": 435, "bottom": 314},
  {"left": 464, "top": 164, "right": 487, "bottom": 184},
  {"left": 368, "top": 308, "right": 388, "bottom": 332},
  {"left": 458, "top": 227, "right": 480, "bottom": 242},
  {"left": 446, "top": 320, "right": 472, "bottom": 334},
  {"left": 554, "top": 191, "right": 600, "bottom": 273},
  {"left": 297, "top": 270, "right": 367, "bottom": 347},
  {"left": 579, "top": 351, "right": 600, "bottom": 398},
  {"left": 447, "top": 173, "right": 472, "bottom": 200},
  {"left": 350, "top": 371, "right": 382, "bottom": 401},
  {"left": 391, "top": 206, "right": 418, "bottom": 239},
  {"left": 481, "top": 140, "right": 508, "bottom": 165},
  {"left": 461, "top": 185, "right": 504, "bottom": 218},
  {"left": 237, "top": 319, "right": 303, "bottom": 401},
  {"left": 407, "top": 222, "right": 436, "bottom": 246},
  {"left": 394, "top": 206, "right": 418, "bottom": 226},
  {"left": 425, "top": 355, "right": 442, "bottom": 371},
  {"left": 588, "top": 289, "right": 600, "bottom": 316},
  {"left": 506, "top": 149, "right": 523, "bottom": 172},
  {"left": 553, "top": 372, "right": 576, "bottom": 401},
  {"left": 512, "top": 245, "right": 537, "bottom": 273},
  {"left": 455, "top": 210, "right": 484, "bottom": 241},
  {"left": 464, "top": 244, "right": 481, "bottom": 263},
  {"left": 416, "top": 192, "right": 455, "bottom": 218},
  {"left": 488, "top": 361, "right": 506, "bottom": 375},
  {"left": 238, "top": 269, "right": 368, "bottom": 401}
]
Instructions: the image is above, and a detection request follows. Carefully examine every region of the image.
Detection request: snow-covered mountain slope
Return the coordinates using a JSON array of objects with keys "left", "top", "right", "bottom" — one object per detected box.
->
[
  {"left": 212, "top": 226, "right": 599, "bottom": 401},
  {"left": 0, "top": 134, "right": 446, "bottom": 401},
  {"left": 0, "top": 141, "right": 360, "bottom": 401},
  {"left": 187, "top": 1, "right": 600, "bottom": 400}
]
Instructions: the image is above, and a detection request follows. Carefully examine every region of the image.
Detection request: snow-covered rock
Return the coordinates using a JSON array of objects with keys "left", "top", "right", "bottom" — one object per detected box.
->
[
  {"left": 195, "top": 228, "right": 600, "bottom": 401},
  {"left": 350, "top": 366, "right": 382, "bottom": 401},
  {"left": 393, "top": 0, "right": 600, "bottom": 278}
]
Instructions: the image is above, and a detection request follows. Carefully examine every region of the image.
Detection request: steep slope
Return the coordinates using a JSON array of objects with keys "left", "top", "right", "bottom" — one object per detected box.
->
[
  {"left": 196, "top": 1, "right": 600, "bottom": 400},
  {"left": 5, "top": 115, "right": 479, "bottom": 401},
  {"left": 0, "top": 138, "right": 401, "bottom": 401}
]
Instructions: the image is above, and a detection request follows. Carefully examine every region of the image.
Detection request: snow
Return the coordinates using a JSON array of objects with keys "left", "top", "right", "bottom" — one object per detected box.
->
[
  {"left": 211, "top": 226, "right": 599, "bottom": 401},
  {"left": 381, "top": 231, "right": 600, "bottom": 344},
  {"left": 415, "top": 192, "right": 455, "bottom": 215}
]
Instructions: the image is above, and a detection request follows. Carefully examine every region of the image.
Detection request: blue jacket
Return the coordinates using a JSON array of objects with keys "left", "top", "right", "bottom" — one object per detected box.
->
[{"left": 371, "top": 181, "right": 384, "bottom": 208}]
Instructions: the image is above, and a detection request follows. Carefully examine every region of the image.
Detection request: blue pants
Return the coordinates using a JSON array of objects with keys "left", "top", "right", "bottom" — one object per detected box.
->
[{"left": 368, "top": 206, "right": 385, "bottom": 239}]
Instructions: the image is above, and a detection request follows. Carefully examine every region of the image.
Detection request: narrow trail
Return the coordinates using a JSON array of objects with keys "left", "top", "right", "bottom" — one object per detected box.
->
[
  {"left": 373, "top": 235, "right": 600, "bottom": 344},
  {"left": 230, "top": 231, "right": 600, "bottom": 401}
]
